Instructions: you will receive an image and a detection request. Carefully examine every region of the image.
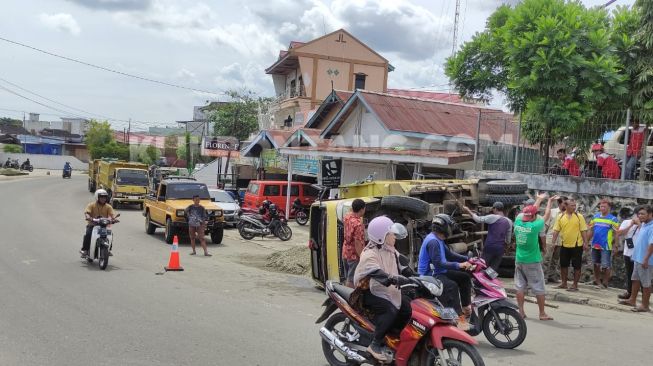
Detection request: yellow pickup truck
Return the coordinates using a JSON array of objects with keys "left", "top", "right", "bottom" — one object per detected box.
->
[
  {"left": 95, "top": 160, "right": 149, "bottom": 208},
  {"left": 143, "top": 177, "right": 224, "bottom": 244}
]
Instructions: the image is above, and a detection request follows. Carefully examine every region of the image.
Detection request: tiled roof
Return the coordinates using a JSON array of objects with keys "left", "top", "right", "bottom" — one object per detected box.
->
[{"left": 387, "top": 89, "right": 464, "bottom": 104}]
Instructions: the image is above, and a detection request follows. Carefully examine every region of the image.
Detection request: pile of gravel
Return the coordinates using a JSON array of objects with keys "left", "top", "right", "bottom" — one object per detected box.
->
[{"left": 266, "top": 246, "right": 311, "bottom": 275}]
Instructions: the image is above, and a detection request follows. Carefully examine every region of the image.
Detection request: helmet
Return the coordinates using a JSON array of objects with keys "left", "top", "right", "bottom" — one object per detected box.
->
[
  {"left": 269, "top": 203, "right": 277, "bottom": 213},
  {"left": 367, "top": 216, "right": 394, "bottom": 245},
  {"left": 262, "top": 200, "right": 271, "bottom": 209},
  {"left": 95, "top": 189, "right": 109, "bottom": 201},
  {"left": 432, "top": 214, "right": 455, "bottom": 236},
  {"left": 389, "top": 223, "right": 408, "bottom": 240}
]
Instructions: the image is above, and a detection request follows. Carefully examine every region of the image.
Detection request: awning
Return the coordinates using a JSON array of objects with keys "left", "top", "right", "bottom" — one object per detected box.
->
[{"left": 279, "top": 146, "right": 474, "bottom": 166}]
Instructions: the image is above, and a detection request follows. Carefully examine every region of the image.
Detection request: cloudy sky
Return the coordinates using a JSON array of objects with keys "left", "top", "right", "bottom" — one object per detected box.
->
[{"left": 0, "top": 0, "right": 634, "bottom": 130}]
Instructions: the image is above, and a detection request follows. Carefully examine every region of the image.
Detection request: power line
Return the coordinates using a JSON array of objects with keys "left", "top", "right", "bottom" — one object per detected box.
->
[
  {"left": 0, "top": 36, "right": 225, "bottom": 96},
  {"left": 0, "top": 84, "right": 89, "bottom": 119}
]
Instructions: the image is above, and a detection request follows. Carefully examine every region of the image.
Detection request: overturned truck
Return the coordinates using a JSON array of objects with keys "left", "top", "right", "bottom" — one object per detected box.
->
[{"left": 309, "top": 179, "right": 528, "bottom": 287}]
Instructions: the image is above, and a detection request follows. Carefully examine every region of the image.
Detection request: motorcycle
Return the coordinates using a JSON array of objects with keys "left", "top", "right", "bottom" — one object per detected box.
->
[
  {"left": 237, "top": 204, "right": 292, "bottom": 241},
  {"left": 4, "top": 159, "right": 19, "bottom": 169},
  {"left": 292, "top": 198, "right": 309, "bottom": 226},
  {"left": 465, "top": 257, "right": 527, "bottom": 349},
  {"left": 20, "top": 161, "right": 33, "bottom": 172},
  {"left": 317, "top": 277, "right": 485, "bottom": 366},
  {"left": 63, "top": 166, "right": 72, "bottom": 179},
  {"left": 83, "top": 214, "right": 120, "bottom": 270}
]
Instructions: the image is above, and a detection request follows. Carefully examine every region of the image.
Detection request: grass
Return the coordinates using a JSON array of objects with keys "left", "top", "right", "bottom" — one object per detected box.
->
[{"left": 0, "top": 168, "right": 28, "bottom": 176}]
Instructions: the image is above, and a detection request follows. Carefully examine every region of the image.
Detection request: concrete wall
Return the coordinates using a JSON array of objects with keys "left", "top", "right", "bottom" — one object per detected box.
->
[{"left": 0, "top": 153, "right": 87, "bottom": 170}]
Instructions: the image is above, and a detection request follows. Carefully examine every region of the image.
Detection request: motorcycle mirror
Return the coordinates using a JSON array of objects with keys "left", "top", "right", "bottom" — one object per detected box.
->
[{"left": 115, "top": 214, "right": 121, "bottom": 218}]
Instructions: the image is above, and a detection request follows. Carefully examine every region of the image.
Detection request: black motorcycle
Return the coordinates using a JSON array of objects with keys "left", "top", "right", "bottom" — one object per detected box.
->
[
  {"left": 4, "top": 159, "right": 19, "bottom": 169},
  {"left": 292, "top": 198, "right": 309, "bottom": 226},
  {"left": 237, "top": 204, "right": 293, "bottom": 241},
  {"left": 20, "top": 161, "right": 33, "bottom": 172},
  {"left": 63, "top": 166, "right": 72, "bottom": 178}
]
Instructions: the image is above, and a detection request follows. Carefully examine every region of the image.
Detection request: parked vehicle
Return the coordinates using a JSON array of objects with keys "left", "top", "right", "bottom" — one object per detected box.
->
[
  {"left": 4, "top": 158, "right": 19, "bottom": 169},
  {"left": 237, "top": 203, "right": 292, "bottom": 241},
  {"left": 143, "top": 178, "right": 225, "bottom": 244},
  {"left": 316, "top": 277, "right": 484, "bottom": 366},
  {"left": 209, "top": 188, "right": 240, "bottom": 227},
  {"left": 93, "top": 160, "right": 149, "bottom": 209},
  {"left": 242, "top": 180, "right": 318, "bottom": 215},
  {"left": 464, "top": 256, "right": 527, "bottom": 349},
  {"left": 20, "top": 160, "right": 33, "bottom": 172},
  {"left": 82, "top": 214, "right": 120, "bottom": 270},
  {"left": 291, "top": 198, "right": 309, "bottom": 225}
]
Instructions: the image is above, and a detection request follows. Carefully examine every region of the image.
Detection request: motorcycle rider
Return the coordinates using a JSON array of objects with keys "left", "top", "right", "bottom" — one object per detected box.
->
[
  {"left": 418, "top": 214, "right": 473, "bottom": 328},
  {"left": 63, "top": 161, "right": 72, "bottom": 176},
  {"left": 353, "top": 216, "right": 412, "bottom": 363},
  {"left": 4, "top": 157, "right": 11, "bottom": 168},
  {"left": 80, "top": 189, "right": 117, "bottom": 258}
]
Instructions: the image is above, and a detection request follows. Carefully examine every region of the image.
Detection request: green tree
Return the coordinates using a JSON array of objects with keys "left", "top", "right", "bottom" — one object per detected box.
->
[
  {"left": 130, "top": 145, "right": 161, "bottom": 165},
  {"left": 446, "top": 0, "right": 628, "bottom": 171},
  {"left": 3, "top": 144, "right": 22, "bottom": 153},
  {"left": 0, "top": 117, "right": 22, "bottom": 127},
  {"left": 208, "top": 90, "right": 270, "bottom": 142},
  {"left": 85, "top": 120, "right": 130, "bottom": 160},
  {"left": 633, "top": 0, "right": 653, "bottom": 113}
]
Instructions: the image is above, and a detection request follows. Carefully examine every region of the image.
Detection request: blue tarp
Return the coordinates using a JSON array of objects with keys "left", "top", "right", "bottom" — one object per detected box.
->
[{"left": 23, "top": 143, "right": 62, "bottom": 155}]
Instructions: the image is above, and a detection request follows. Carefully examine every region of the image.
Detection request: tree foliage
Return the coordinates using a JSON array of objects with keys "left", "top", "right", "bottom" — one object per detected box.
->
[
  {"left": 207, "top": 90, "right": 270, "bottom": 142},
  {"left": 130, "top": 145, "right": 161, "bottom": 165},
  {"left": 0, "top": 117, "right": 22, "bottom": 127},
  {"left": 633, "top": 0, "right": 653, "bottom": 113},
  {"left": 85, "top": 120, "right": 129, "bottom": 160},
  {"left": 446, "top": 0, "right": 630, "bottom": 170},
  {"left": 3, "top": 144, "right": 22, "bottom": 153}
]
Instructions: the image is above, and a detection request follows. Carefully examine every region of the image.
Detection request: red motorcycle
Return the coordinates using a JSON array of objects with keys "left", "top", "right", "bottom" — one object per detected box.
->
[{"left": 317, "top": 277, "right": 485, "bottom": 366}]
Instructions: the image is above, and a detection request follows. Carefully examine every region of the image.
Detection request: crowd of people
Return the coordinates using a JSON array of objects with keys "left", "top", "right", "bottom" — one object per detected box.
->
[{"left": 341, "top": 194, "right": 653, "bottom": 362}]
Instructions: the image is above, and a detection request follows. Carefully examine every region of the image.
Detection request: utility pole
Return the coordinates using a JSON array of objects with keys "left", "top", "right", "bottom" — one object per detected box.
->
[
  {"left": 451, "top": 0, "right": 461, "bottom": 58},
  {"left": 185, "top": 123, "right": 191, "bottom": 176}
]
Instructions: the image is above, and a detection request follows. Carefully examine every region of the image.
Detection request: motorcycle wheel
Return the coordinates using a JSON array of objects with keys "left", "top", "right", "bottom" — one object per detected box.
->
[
  {"left": 295, "top": 211, "right": 308, "bottom": 226},
  {"left": 321, "top": 312, "right": 359, "bottom": 366},
  {"left": 422, "top": 339, "right": 485, "bottom": 366},
  {"left": 28, "top": 166, "right": 33, "bottom": 172},
  {"left": 482, "top": 307, "right": 526, "bottom": 349},
  {"left": 99, "top": 246, "right": 109, "bottom": 270},
  {"left": 238, "top": 222, "right": 256, "bottom": 240},
  {"left": 276, "top": 224, "right": 292, "bottom": 241}
]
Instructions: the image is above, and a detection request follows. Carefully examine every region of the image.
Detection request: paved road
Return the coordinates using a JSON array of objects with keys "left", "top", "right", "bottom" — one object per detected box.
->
[{"left": 0, "top": 175, "right": 651, "bottom": 366}]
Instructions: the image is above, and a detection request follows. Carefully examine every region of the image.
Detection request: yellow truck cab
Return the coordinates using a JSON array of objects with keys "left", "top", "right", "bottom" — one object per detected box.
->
[
  {"left": 96, "top": 160, "right": 149, "bottom": 209},
  {"left": 309, "top": 179, "right": 529, "bottom": 287},
  {"left": 143, "top": 177, "right": 224, "bottom": 244}
]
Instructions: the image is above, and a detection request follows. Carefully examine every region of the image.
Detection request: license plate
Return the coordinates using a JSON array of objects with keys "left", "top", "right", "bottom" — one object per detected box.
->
[
  {"left": 485, "top": 268, "right": 498, "bottom": 279},
  {"left": 129, "top": 196, "right": 140, "bottom": 200}
]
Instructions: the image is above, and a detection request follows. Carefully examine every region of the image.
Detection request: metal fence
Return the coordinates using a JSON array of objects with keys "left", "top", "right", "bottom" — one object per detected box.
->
[{"left": 477, "top": 109, "right": 652, "bottom": 182}]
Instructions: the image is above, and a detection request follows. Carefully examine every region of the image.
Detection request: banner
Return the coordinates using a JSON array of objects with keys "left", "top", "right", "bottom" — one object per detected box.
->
[
  {"left": 321, "top": 159, "right": 342, "bottom": 188},
  {"left": 201, "top": 137, "right": 240, "bottom": 158},
  {"left": 291, "top": 155, "right": 319, "bottom": 176},
  {"left": 260, "top": 149, "right": 287, "bottom": 170}
]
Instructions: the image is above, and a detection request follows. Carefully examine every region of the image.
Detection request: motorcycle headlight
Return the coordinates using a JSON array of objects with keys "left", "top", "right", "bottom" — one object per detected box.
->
[
  {"left": 214, "top": 210, "right": 223, "bottom": 217},
  {"left": 423, "top": 280, "right": 443, "bottom": 297},
  {"left": 176, "top": 209, "right": 185, "bottom": 217}
]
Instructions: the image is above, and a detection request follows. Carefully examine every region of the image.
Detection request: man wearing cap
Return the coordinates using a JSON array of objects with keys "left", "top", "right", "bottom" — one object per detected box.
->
[
  {"left": 552, "top": 199, "right": 589, "bottom": 291},
  {"left": 513, "top": 204, "right": 553, "bottom": 320},
  {"left": 592, "top": 143, "right": 620, "bottom": 180},
  {"left": 463, "top": 202, "right": 513, "bottom": 271}
]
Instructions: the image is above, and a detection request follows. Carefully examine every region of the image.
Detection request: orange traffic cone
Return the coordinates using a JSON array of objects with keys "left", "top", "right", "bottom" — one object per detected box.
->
[{"left": 165, "top": 235, "right": 184, "bottom": 271}]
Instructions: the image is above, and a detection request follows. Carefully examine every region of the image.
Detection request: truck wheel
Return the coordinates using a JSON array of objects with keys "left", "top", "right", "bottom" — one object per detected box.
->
[
  {"left": 380, "top": 196, "right": 430, "bottom": 218},
  {"left": 211, "top": 228, "right": 224, "bottom": 244},
  {"left": 164, "top": 218, "right": 175, "bottom": 244},
  {"left": 145, "top": 212, "right": 156, "bottom": 234},
  {"left": 88, "top": 180, "right": 93, "bottom": 192},
  {"left": 486, "top": 180, "right": 528, "bottom": 194},
  {"left": 482, "top": 194, "right": 529, "bottom": 206}
]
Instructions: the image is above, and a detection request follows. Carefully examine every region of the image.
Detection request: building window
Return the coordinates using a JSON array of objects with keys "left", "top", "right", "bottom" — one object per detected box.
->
[{"left": 355, "top": 74, "right": 366, "bottom": 90}]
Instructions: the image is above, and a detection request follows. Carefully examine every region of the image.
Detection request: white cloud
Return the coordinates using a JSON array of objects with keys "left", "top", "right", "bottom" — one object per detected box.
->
[
  {"left": 213, "top": 62, "right": 273, "bottom": 95},
  {"left": 39, "top": 13, "right": 81, "bottom": 35}
]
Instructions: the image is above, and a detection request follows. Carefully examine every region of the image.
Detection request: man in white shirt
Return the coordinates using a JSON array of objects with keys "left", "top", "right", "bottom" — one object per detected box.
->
[
  {"left": 544, "top": 196, "right": 567, "bottom": 283},
  {"left": 617, "top": 207, "right": 640, "bottom": 300}
]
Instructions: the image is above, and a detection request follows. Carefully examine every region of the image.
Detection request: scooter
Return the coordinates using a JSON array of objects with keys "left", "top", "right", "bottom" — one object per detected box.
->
[
  {"left": 4, "top": 159, "right": 19, "bottom": 169},
  {"left": 83, "top": 214, "right": 120, "bottom": 270},
  {"left": 63, "top": 166, "right": 72, "bottom": 179},
  {"left": 317, "top": 277, "right": 485, "bottom": 366},
  {"left": 20, "top": 161, "right": 33, "bottom": 172},
  {"left": 466, "top": 257, "right": 527, "bottom": 349},
  {"left": 237, "top": 204, "right": 292, "bottom": 241}
]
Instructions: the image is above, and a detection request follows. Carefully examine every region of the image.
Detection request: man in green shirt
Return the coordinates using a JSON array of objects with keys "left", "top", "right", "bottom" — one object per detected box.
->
[{"left": 514, "top": 205, "right": 553, "bottom": 321}]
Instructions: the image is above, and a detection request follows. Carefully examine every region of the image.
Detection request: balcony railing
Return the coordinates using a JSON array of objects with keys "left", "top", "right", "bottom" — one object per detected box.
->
[{"left": 275, "top": 85, "right": 306, "bottom": 103}]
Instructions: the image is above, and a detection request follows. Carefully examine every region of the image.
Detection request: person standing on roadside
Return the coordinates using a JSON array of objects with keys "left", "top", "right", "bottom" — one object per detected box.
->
[
  {"left": 463, "top": 202, "right": 512, "bottom": 272},
  {"left": 588, "top": 199, "right": 620, "bottom": 289},
  {"left": 625, "top": 116, "right": 646, "bottom": 180},
  {"left": 616, "top": 207, "right": 640, "bottom": 300},
  {"left": 552, "top": 199, "right": 589, "bottom": 292},
  {"left": 544, "top": 196, "right": 566, "bottom": 283},
  {"left": 342, "top": 199, "right": 366, "bottom": 288},
  {"left": 185, "top": 195, "right": 211, "bottom": 256},
  {"left": 513, "top": 204, "right": 553, "bottom": 320},
  {"left": 620, "top": 205, "right": 653, "bottom": 312}
]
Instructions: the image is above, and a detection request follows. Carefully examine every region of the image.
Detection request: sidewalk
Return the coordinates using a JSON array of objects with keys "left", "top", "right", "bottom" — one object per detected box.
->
[{"left": 501, "top": 277, "right": 652, "bottom": 315}]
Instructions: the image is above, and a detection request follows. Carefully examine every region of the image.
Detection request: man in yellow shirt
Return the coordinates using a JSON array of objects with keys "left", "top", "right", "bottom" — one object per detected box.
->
[
  {"left": 81, "top": 189, "right": 116, "bottom": 257},
  {"left": 552, "top": 199, "right": 588, "bottom": 292}
]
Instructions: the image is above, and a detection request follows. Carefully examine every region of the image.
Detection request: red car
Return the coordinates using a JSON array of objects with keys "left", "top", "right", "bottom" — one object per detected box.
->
[{"left": 243, "top": 180, "right": 318, "bottom": 215}]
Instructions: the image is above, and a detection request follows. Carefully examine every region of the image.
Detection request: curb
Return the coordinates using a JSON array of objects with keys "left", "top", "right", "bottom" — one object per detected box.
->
[{"left": 505, "top": 288, "right": 636, "bottom": 313}]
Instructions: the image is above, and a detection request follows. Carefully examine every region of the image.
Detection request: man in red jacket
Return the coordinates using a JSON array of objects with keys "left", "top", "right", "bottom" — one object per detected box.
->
[
  {"left": 592, "top": 143, "right": 620, "bottom": 180},
  {"left": 625, "top": 117, "right": 646, "bottom": 180}
]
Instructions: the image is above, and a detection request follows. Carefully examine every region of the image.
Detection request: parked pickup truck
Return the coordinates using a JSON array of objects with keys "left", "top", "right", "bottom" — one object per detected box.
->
[{"left": 143, "top": 177, "right": 224, "bottom": 244}]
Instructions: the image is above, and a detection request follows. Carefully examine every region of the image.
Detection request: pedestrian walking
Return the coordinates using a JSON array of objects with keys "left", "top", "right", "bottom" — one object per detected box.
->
[
  {"left": 625, "top": 116, "right": 646, "bottom": 180},
  {"left": 588, "top": 199, "right": 620, "bottom": 289},
  {"left": 342, "top": 199, "right": 366, "bottom": 288},
  {"left": 552, "top": 199, "right": 589, "bottom": 292},
  {"left": 616, "top": 207, "right": 640, "bottom": 300},
  {"left": 185, "top": 195, "right": 211, "bottom": 256},
  {"left": 620, "top": 205, "right": 653, "bottom": 312},
  {"left": 513, "top": 204, "right": 553, "bottom": 320},
  {"left": 544, "top": 196, "right": 567, "bottom": 283},
  {"left": 463, "top": 202, "right": 512, "bottom": 271}
]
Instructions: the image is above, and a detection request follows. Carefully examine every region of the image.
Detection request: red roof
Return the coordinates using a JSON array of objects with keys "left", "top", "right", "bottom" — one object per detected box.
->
[
  {"left": 265, "top": 129, "right": 294, "bottom": 147},
  {"left": 326, "top": 91, "right": 518, "bottom": 145},
  {"left": 387, "top": 89, "right": 464, "bottom": 104}
]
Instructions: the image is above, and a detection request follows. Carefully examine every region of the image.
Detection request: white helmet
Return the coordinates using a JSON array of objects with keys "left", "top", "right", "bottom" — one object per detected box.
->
[
  {"left": 389, "top": 223, "right": 408, "bottom": 240},
  {"left": 95, "top": 189, "right": 109, "bottom": 201}
]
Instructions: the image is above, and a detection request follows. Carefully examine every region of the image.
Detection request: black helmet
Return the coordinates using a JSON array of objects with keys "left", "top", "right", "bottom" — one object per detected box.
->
[
  {"left": 431, "top": 214, "right": 456, "bottom": 237},
  {"left": 262, "top": 200, "right": 271, "bottom": 209},
  {"left": 268, "top": 203, "right": 277, "bottom": 213}
]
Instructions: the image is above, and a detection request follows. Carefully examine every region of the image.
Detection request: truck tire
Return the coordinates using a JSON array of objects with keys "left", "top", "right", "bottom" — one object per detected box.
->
[
  {"left": 380, "top": 196, "right": 430, "bottom": 218},
  {"left": 482, "top": 194, "right": 529, "bottom": 206},
  {"left": 88, "top": 180, "right": 93, "bottom": 192},
  {"left": 164, "top": 217, "right": 175, "bottom": 244},
  {"left": 145, "top": 212, "right": 156, "bottom": 234},
  {"left": 486, "top": 180, "right": 528, "bottom": 194},
  {"left": 211, "top": 228, "right": 224, "bottom": 244}
]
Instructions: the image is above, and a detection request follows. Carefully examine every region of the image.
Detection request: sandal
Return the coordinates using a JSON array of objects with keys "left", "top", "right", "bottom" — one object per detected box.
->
[
  {"left": 567, "top": 287, "right": 579, "bottom": 292},
  {"left": 631, "top": 307, "right": 650, "bottom": 313},
  {"left": 619, "top": 300, "right": 635, "bottom": 306},
  {"left": 555, "top": 284, "right": 568, "bottom": 289},
  {"left": 204, "top": 253, "right": 212, "bottom": 257},
  {"left": 539, "top": 315, "right": 554, "bottom": 321},
  {"left": 189, "top": 252, "right": 196, "bottom": 255}
]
